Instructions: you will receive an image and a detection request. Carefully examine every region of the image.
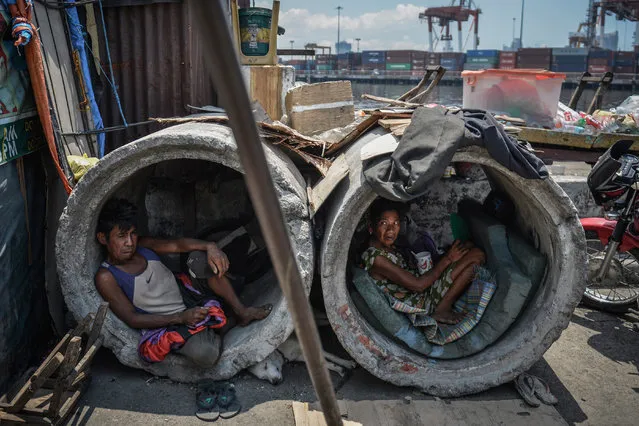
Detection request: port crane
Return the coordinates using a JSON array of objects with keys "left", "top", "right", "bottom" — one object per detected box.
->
[
  {"left": 570, "top": 0, "right": 639, "bottom": 48},
  {"left": 419, "top": 0, "right": 481, "bottom": 52}
]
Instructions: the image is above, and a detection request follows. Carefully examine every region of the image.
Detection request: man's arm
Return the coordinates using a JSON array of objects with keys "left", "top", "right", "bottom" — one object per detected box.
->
[
  {"left": 95, "top": 269, "right": 208, "bottom": 329},
  {"left": 138, "top": 237, "right": 229, "bottom": 276}
]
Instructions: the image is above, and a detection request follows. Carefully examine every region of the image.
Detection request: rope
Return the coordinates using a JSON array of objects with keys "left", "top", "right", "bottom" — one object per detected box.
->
[
  {"left": 97, "top": 0, "right": 127, "bottom": 126},
  {"left": 10, "top": 16, "right": 34, "bottom": 46}
]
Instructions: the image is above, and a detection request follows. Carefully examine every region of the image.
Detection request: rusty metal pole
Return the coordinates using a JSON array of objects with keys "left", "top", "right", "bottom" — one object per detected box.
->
[{"left": 187, "top": 1, "right": 343, "bottom": 425}]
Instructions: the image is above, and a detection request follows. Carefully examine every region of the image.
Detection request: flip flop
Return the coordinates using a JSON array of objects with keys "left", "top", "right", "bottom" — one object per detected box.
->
[
  {"left": 514, "top": 374, "right": 541, "bottom": 408},
  {"left": 195, "top": 379, "right": 220, "bottom": 422},
  {"left": 216, "top": 382, "right": 242, "bottom": 419},
  {"left": 532, "top": 376, "right": 558, "bottom": 405}
]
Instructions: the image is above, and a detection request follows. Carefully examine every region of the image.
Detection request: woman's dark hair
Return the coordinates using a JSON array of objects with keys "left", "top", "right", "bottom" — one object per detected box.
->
[
  {"left": 97, "top": 198, "right": 138, "bottom": 239},
  {"left": 368, "top": 198, "right": 406, "bottom": 226}
]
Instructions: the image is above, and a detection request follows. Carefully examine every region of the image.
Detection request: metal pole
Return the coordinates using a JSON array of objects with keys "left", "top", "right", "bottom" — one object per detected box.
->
[
  {"left": 519, "top": 0, "right": 525, "bottom": 48},
  {"left": 355, "top": 37, "right": 361, "bottom": 53},
  {"left": 336, "top": 6, "right": 343, "bottom": 55},
  {"left": 188, "top": 1, "right": 343, "bottom": 425}
]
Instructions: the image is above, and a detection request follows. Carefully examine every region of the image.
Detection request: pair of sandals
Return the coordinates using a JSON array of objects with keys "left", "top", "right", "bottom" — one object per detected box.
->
[
  {"left": 196, "top": 380, "right": 242, "bottom": 422},
  {"left": 514, "top": 373, "right": 558, "bottom": 408}
]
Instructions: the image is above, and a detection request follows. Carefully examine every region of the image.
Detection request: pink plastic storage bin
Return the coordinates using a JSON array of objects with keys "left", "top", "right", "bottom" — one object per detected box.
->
[{"left": 462, "top": 69, "right": 566, "bottom": 127}]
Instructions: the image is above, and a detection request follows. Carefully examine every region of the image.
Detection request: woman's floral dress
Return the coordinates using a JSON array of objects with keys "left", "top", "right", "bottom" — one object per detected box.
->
[{"left": 362, "top": 246, "right": 455, "bottom": 315}]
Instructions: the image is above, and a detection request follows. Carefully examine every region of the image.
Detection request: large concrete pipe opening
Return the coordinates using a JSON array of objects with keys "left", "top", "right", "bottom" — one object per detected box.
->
[
  {"left": 56, "top": 123, "right": 314, "bottom": 381},
  {"left": 321, "top": 129, "right": 587, "bottom": 397}
]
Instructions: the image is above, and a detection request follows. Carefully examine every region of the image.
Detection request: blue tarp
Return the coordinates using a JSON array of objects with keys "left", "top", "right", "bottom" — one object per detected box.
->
[{"left": 66, "top": 1, "right": 106, "bottom": 157}]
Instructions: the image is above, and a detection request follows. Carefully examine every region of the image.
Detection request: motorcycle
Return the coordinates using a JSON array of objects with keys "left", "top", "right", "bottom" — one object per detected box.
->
[{"left": 582, "top": 139, "right": 639, "bottom": 313}]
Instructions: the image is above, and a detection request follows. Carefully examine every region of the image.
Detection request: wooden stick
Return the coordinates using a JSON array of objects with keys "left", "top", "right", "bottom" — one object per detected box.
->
[
  {"left": 85, "top": 302, "right": 108, "bottom": 354},
  {"left": 325, "top": 114, "right": 380, "bottom": 156},
  {"left": 1, "top": 353, "right": 63, "bottom": 412},
  {"left": 397, "top": 70, "right": 432, "bottom": 101},
  {"left": 361, "top": 94, "right": 421, "bottom": 108},
  {"left": 407, "top": 68, "right": 446, "bottom": 104},
  {"left": 46, "top": 337, "right": 82, "bottom": 417}
]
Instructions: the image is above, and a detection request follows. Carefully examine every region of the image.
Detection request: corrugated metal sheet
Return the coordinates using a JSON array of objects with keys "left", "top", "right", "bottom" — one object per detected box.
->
[{"left": 99, "top": 1, "right": 218, "bottom": 150}]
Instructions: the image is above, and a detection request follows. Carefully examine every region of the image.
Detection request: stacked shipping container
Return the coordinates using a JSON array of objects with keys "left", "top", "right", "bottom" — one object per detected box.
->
[
  {"left": 464, "top": 49, "right": 499, "bottom": 70},
  {"left": 337, "top": 52, "right": 362, "bottom": 70},
  {"left": 427, "top": 52, "right": 441, "bottom": 66},
  {"left": 517, "top": 48, "right": 552, "bottom": 69},
  {"left": 499, "top": 51, "right": 517, "bottom": 69},
  {"left": 613, "top": 51, "right": 635, "bottom": 74},
  {"left": 362, "top": 50, "right": 386, "bottom": 70},
  {"left": 440, "top": 52, "right": 465, "bottom": 71},
  {"left": 588, "top": 49, "right": 614, "bottom": 73},
  {"left": 316, "top": 54, "right": 336, "bottom": 71},
  {"left": 551, "top": 48, "right": 588, "bottom": 73},
  {"left": 385, "top": 50, "right": 413, "bottom": 71}
]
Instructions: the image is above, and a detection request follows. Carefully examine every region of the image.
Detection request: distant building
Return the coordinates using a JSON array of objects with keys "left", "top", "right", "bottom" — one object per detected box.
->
[
  {"left": 336, "top": 41, "right": 352, "bottom": 55},
  {"left": 597, "top": 31, "right": 618, "bottom": 51}
]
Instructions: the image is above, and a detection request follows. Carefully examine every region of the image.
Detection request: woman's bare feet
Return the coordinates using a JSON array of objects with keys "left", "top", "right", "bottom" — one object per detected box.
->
[
  {"left": 432, "top": 309, "right": 465, "bottom": 325},
  {"left": 237, "top": 304, "right": 273, "bottom": 326}
]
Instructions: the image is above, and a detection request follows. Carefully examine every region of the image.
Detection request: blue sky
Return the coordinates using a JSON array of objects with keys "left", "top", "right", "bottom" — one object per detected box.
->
[{"left": 255, "top": 1, "right": 638, "bottom": 52}]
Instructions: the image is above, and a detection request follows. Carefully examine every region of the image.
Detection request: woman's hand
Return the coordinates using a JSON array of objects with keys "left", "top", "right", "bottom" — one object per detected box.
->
[
  {"left": 446, "top": 240, "right": 469, "bottom": 263},
  {"left": 207, "top": 243, "right": 229, "bottom": 277}
]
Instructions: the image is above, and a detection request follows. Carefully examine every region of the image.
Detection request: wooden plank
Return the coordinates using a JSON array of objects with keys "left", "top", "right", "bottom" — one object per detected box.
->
[
  {"left": 309, "top": 154, "right": 349, "bottom": 217},
  {"left": 378, "top": 119, "right": 411, "bottom": 129},
  {"left": 46, "top": 337, "right": 82, "bottom": 417},
  {"left": 85, "top": 303, "right": 108, "bottom": 353},
  {"left": 325, "top": 114, "right": 380, "bottom": 156},
  {"left": 2, "top": 354, "right": 64, "bottom": 413},
  {"left": 249, "top": 65, "right": 285, "bottom": 121},
  {"left": 518, "top": 127, "right": 639, "bottom": 151},
  {"left": 292, "top": 401, "right": 309, "bottom": 426},
  {"left": 286, "top": 81, "right": 354, "bottom": 135},
  {"left": 0, "top": 411, "right": 52, "bottom": 424}
]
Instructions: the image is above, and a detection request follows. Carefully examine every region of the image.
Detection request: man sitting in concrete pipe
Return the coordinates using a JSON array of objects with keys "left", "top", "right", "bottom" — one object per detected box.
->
[{"left": 94, "top": 198, "right": 272, "bottom": 367}]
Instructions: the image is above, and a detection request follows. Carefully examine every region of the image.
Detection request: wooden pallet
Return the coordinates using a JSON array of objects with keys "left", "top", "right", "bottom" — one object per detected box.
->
[{"left": 0, "top": 303, "right": 108, "bottom": 425}]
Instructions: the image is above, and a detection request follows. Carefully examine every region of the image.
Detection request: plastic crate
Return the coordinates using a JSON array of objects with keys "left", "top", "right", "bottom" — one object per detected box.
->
[{"left": 462, "top": 69, "right": 565, "bottom": 127}]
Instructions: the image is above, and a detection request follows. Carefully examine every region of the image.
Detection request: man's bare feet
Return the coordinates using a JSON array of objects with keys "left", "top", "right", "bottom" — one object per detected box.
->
[
  {"left": 237, "top": 304, "right": 273, "bottom": 326},
  {"left": 432, "top": 309, "right": 465, "bottom": 325}
]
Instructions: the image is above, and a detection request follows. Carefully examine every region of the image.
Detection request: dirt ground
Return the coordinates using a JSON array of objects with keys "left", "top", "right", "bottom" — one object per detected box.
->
[{"left": 65, "top": 306, "right": 639, "bottom": 426}]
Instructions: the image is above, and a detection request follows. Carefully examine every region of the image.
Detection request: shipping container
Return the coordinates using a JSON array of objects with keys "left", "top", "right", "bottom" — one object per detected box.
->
[
  {"left": 467, "top": 49, "right": 500, "bottom": 58},
  {"left": 589, "top": 49, "right": 614, "bottom": 59},
  {"left": 518, "top": 48, "right": 552, "bottom": 56},
  {"left": 316, "top": 54, "right": 336, "bottom": 64},
  {"left": 552, "top": 55, "right": 588, "bottom": 65},
  {"left": 613, "top": 66, "right": 635, "bottom": 74},
  {"left": 362, "top": 50, "right": 386, "bottom": 64},
  {"left": 316, "top": 64, "right": 335, "bottom": 71},
  {"left": 552, "top": 47, "right": 589, "bottom": 56},
  {"left": 500, "top": 51, "right": 517, "bottom": 59},
  {"left": 499, "top": 58, "right": 517, "bottom": 65},
  {"left": 386, "top": 63, "right": 411, "bottom": 70},
  {"left": 463, "top": 63, "right": 496, "bottom": 70},
  {"left": 441, "top": 52, "right": 466, "bottom": 59},
  {"left": 614, "top": 59, "right": 634, "bottom": 67},
  {"left": 551, "top": 64, "right": 587, "bottom": 73},
  {"left": 588, "top": 57, "right": 612, "bottom": 66},
  {"left": 499, "top": 64, "right": 516, "bottom": 70},
  {"left": 467, "top": 57, "right": 499, "bottom": 64},
  {"left": 588, "top": 65, "right": 612, "bottom": 73},
  {"left": 615, "top": 51, "right": 634, "bottom": 59},
  {"left": 411, "top": 51, "right": 427, "bottom": 60}
]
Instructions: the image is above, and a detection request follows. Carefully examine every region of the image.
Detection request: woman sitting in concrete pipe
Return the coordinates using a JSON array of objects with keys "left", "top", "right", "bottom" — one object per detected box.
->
[
  {"left": 361, "top": 199, "right": 486, "bottom": 325},
  {"left": 94, "top": 198, "right": 272, "bottom": 367}
]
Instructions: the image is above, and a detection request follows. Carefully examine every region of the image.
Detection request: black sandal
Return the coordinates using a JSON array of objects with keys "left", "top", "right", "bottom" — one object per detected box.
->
[
  {"left": 195, "top": 379, "right": 220, "bottom": 422},
  {"left": 216, "top": 382, "right": 241, "bottom": 419}
]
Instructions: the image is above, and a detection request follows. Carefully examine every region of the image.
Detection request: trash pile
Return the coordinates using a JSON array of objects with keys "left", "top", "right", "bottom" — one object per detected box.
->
[{"left": 554, "top": 96, "right": 639, "bottom": 135}]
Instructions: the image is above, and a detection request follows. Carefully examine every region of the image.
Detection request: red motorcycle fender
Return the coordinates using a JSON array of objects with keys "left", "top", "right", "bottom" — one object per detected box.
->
[{"left": 580, "top": 217, "right": 639, "bottom": 252}]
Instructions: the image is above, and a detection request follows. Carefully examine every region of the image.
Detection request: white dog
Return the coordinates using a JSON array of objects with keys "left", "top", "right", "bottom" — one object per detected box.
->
[{"left": 248, "top": 335, "right": 358, "bottom": 385}]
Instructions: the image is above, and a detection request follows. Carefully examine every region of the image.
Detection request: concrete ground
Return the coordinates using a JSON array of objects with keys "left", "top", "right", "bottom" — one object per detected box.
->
[{"left": 67, "top": 306, "right": 639, "bottom": 426}]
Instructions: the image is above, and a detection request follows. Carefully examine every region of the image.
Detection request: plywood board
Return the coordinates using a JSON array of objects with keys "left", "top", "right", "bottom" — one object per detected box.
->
[
  {"left": 248, "top": 65, "right": 285, "bottom": 121},
  {"left": 360, "top": 133, "right": 399, "bottom": 161},
  {"left": 286, "top": 81, "right": 354, "bottom": 135}
]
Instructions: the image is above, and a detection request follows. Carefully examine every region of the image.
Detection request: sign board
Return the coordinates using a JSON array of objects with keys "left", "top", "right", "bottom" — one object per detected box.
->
[{"left": 0, "top": 7, "right": 44, "bottom": 166}]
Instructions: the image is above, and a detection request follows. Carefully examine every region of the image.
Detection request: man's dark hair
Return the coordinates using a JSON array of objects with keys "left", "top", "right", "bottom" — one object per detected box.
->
[
  {"left": 368, "top": 198, "right": 406, "bottom": 225},
  {"left": 97, "top": 198, "right": 138, "bottom": 239}
]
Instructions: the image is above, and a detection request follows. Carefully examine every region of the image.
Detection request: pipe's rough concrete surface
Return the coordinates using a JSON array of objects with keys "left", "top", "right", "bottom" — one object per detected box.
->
[
  {"left": 56, "top": 123, "right": 314, "bottom": 382},
  {"left": 320, "top": 129, "right": 588, "bottom": 397}
]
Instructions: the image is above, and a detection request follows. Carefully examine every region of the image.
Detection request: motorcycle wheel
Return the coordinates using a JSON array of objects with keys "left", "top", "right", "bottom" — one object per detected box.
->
[{"left": 584, "top": 230, "right": 639, "bottom": 313}]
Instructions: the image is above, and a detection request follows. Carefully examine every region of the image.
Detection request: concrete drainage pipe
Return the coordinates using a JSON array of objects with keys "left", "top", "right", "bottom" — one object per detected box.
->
[
  {"left": 320, "top": 129, "right": 587, "bottom": 397},
  {"left": 56, "top": 123, "right": 314, "bottom": 382}
]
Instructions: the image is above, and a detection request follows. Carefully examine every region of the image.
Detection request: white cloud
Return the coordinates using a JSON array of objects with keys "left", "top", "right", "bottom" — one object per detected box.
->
[{"left": 276, "top": 4, "right": 429, "bottom": 51}]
